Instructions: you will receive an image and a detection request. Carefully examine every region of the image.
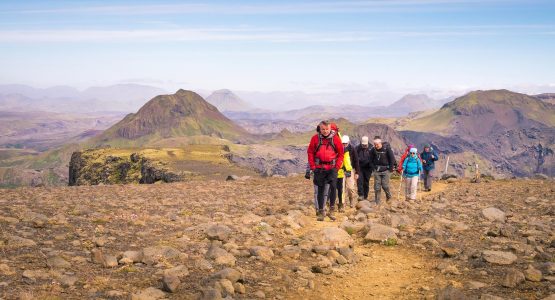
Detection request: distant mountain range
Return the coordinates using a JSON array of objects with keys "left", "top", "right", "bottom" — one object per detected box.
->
[
  {"left": 206, "top": 89, "right": 254, "bottom": 112},
  {"left": 0, "top": 84, "right": 167, "bottom": 113}
]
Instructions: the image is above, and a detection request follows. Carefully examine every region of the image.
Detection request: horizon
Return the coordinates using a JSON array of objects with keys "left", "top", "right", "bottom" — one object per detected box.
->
[{"left": 1, "top": 0, "right": 555, "bottom": 106}]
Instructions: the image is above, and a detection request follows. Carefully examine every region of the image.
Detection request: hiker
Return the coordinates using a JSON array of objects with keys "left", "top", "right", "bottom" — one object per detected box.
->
[
  {"left": 397, "top": 144, "right": 416, "bottom": 174},
  {"left": 307, "top": 120, "right": 344, "bottom": 221},
  {"left": 305, "top": 125, "right": 330, "bottom": 215},
  {"left": 402, "top": 147, "right": 423, "bottom": 200},
  {"left": 369, "top": 137, "right": 396, "bottom": 205},
  {"left": 341, "top": 135, "right": 360, "bottom": 207},
  {"left": 420, "top": 144, "right": 439, "bottom": 191},
  {"left": 356, "top": 136, "right": 372, "bottom": 200},
  {"left": 336, "top": 135, "right": 353, "bottom": 212}
]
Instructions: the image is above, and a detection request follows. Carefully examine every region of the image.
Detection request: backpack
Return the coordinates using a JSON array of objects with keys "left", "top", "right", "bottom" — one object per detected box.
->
[{"left": 315, "top": 132, "right": 337, "bottom": 154}]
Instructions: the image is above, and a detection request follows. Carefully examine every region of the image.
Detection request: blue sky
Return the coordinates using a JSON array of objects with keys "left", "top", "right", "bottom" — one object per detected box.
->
[{"left": 0, "top": 0, "right": 554, "bottom": 100}]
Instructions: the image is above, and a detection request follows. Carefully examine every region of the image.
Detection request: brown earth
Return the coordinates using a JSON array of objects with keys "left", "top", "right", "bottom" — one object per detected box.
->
[{"left": 0, "top": 176, "right": 553, "bottom": 299}]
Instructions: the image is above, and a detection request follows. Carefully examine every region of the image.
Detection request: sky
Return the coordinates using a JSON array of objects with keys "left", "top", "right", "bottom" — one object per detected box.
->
[{"left": 1, "top": 0, "right": 554, "bottom": 104}]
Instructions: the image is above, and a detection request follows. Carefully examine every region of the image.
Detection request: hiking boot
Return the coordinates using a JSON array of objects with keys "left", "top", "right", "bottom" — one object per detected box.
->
[
  {"left": 338, "top": 204, "right": 345, "bottom": 213},
  {"left": 316, "top": 210, "right": 325, "bottom": 221},
  {"left": 327, "top": 207, "right": 336, "bottom": 221},
  {"left": 357, "top": 195, "right": 363, "bottom": 201}
]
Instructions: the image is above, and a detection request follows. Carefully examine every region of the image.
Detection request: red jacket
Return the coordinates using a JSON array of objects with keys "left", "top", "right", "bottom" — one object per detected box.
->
[{"left": 307, "top": 133, "right": 344, "bottom": 171}]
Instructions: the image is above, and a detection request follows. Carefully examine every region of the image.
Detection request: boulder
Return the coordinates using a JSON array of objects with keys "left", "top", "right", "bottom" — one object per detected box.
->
[
  {"left": 482, "top": 251, "right": 517, "bottom": 265},
  {"left": 502, "top": 269, "right": 525, "bottom": 288},
  {"left": 482, "top": 207, "right": 506, "bottom": 222},
  {"left": 303, "top": 227, "right": 354, "bottom": 250},
  {"left": 206, "top": 224, "right": 232, "bottom": 242},
  {"left": 364, "top": 223, "right": 398, "bottom": 243}
]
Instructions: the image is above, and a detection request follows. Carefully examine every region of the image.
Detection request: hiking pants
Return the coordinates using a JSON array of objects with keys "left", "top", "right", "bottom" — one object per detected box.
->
[
  {"left": 313, "top": 168, "right": 337, "bottom": 211},
  {"left": 313, "top": 184, "right": 329, "bottom": 210},
  {"left": 345, "top": 173, "right": 357, "bottom": 203},
  {"left": 336, "top": 177, "right": 344, "bottom": 207},
  {"left": 374, "top": 170, "right": 392, "bottom": 204},
  {"left": 423, "top": 169, "right": 434, "bottom": 190},
  {"left": 357, "top": 168, "right": 372, "bottom": 199},
  {"left": 404, "top": 176, "right": 419, "bottom": 200}
]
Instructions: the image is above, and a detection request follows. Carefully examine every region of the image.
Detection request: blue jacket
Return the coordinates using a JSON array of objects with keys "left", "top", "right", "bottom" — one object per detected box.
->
[
  {"left": 402, "top": 155, "right": 422, "bottom": 178},
  {"left": 420, "top": 150, "right": 439, "bottom": 171}
]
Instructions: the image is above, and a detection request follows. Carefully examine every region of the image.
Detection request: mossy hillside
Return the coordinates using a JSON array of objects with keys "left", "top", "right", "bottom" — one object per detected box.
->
[
  {"left": 402, "top": 90, "right": 555, "bottom": 135},
  {"left": 92, "top": 90, "right": 251, "bottom": 148}
]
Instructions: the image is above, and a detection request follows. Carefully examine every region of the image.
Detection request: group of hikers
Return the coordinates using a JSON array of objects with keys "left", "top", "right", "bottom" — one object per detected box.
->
[{"left": 306, "top": 120, "right": 439, "bottom": 221}]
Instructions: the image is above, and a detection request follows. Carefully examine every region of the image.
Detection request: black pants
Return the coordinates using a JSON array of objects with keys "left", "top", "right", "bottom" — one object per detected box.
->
[
  {"left": 313, "top": 168, "right": 337, "bottom": 210},
  {"left": 336, "top": 177, "right": 344, "bottom": 206},
  {"left": 357, "top": 168, "right": 372, "bottom": 199}
]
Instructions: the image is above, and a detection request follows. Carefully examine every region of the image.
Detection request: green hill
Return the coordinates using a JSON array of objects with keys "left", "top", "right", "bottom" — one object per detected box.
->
[
  {"left": 91, "top": 89, "right": 251, "bottom": 147},
  {"left": 402, "top": 89, "right": 555, "bottom": 136}
]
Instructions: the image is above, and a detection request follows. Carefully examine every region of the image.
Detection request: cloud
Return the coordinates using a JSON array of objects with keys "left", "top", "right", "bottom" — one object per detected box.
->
[
  {"left": 1, "top": 25, "right": 551, "bottom": 43},
  {"left": 4, "top": 1, "right": 525, "bottom": 15}
]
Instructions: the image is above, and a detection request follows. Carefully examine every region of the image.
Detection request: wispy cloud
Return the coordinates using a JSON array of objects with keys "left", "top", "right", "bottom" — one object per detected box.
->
[
  {"left": 1, "top": 25, "right": 550, "bottom": 43},
  {"left": 3, "top": 0, "right": 526, "bottom": 15}
]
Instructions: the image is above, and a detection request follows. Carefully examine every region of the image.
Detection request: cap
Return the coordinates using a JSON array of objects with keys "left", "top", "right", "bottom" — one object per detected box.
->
[
  {"left": 342, "top": 135, "right": 350, "bottom": 144},
  {"left": 361, "top": 136, "right": 369, "bottom": 145},
  {"left": 410, "top": 147, "right": 418, "bottom": 153},
  {"left": 424, "top": 143, "right": 431, "bottom": 148}
]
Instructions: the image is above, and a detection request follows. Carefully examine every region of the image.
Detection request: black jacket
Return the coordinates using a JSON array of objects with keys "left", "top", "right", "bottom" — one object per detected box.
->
[
  {"left": 356, "top": 144, "right": 372, "bottom": 171},
  {"left": 345, "top": 144, "right": 360, "bottom": 174},
  {"left": 369, "top": 143, "right": 396, "bottom": 172}
]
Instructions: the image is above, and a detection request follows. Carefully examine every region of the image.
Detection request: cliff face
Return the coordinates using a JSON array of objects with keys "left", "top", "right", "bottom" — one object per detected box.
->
[{"left": 68, "top": 149, "right": 181, "bottom": 186}]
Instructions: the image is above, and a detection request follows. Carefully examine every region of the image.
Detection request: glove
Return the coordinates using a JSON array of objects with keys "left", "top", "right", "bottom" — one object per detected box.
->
[
  {"left": 304, "top": 170, "right": 311, "bottom": 179},
  {"left": 345, "top": 171, "right": 351, "bottom": 177}
]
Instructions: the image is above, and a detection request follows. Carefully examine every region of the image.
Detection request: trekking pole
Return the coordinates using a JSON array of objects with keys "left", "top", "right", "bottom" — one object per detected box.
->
[
  {"left": 342, "top": 175, "right": 346, "bottom": 209},
  {"left": 397, "top": 173, "right": 403, "bottom": 201},
  {"left": 418, "top": 170, "right": 423, "bottom": 201}
]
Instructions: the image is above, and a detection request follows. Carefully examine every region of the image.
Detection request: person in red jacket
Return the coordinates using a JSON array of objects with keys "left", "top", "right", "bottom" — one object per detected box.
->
[{"left": 307, "top": 120, "right": 344, "bottom": 221}]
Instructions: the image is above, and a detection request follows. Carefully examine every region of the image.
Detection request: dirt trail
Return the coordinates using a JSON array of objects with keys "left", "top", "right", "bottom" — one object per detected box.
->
[{"left": 291, "top": 180, "right": 450, "bottom": 299}]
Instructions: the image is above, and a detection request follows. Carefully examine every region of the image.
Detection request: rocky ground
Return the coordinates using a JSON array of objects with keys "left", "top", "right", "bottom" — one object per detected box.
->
[{"left": 0, "top": 176, "right": 553, "bottom": 299}]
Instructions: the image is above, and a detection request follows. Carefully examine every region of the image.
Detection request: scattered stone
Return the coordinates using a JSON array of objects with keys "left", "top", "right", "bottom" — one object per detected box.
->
[
  {"left": 131, "top": 287, "right": 166, "bottom": 300},
  {"left": 206, "top": 245, "right": 236, "bottom": 267},
  {"left": 47, "top": 255, "right": 71, "bottom": 269},
  {"left": 502, "top": 268, "right": 525, "bottom": 288},
  {"left": 465, "top": 281, "right": 487, "bottom": 289},
  {"left": 212, "top": 268, "right": 242, "bottom": 283},
  {"left": 480, "top": 294, "right": 505, "bottom": 300},
  {"left": 250, "top": 246, "right": 274, "bottom": 261},
  {"left": 103, "top": 255, "right": 118, "bottom": 268},
  {"left": 482, "top": 207, "right": 506, "bottom": 222},
  {"left": 206, "top": 224, "right": 232, "bottom": 242},
  {"left": 364, "top": 223, "right": 398, "bottom": 243},
  {"left": 303, "top": 227, "right": 354, "bottom": 250},
  {"left": 226, "top": 175, "right": 239, "bottom": 181},
  {"left": 254, "top": 290, "right": 266, "bottom": 298},
  {"left": 120, "top": 250, "right": 143, "bottom": 264},
  {"left": 142, "top": 246, "right": 181, "bottom": 265},
  {"left": 5, "top": 235, "right": 37, "bottom": 248},
  {"left": 162, "top": 273, "right": 180, "bottom": 293},
  {"left": 0, "top": 264, "right": 15, "bottom": 276},
  {"left": 59, "top": 275, "right": 78, "bottom": 287},
  {"left": 200, "top": 288, "right": 222, "bottom": 300},
  {"left": 437, "top": 285, "right": 468, "bottom": 300},
  {"left": 218, "top": 279, "right": 235, "bottom": 296},
  {"left": 441, "top": 245, "right": 461, "bottom": 258},
  {"left": 233, "top": 282, "right": 246, "bottom": 294},
  {"left": 482, "top": 250, "right": 517, "bottom": 265},
  {"left": 524, "top": 265, "right": 543, "bottom": 282}
]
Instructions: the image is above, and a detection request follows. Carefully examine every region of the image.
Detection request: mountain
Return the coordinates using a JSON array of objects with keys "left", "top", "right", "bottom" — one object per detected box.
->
[
  {"left": 400, "top": 90, "right": 555, "bottom": 177},
  {"left": 93, "top": 89, "right": 250, "bottom": 147},
  {"left": 403, "top": 89, "right": 555, "bottom": 136},
  {"left": 206, "top": 89, "right": 254, "bottom": 112},
  {"left": 387, "top": 94, "right": 436, "bottom": 114},
  {"left": 0, "top": 84, "right": 167, "bottom": 113},
  {"left": 534, "top": 93, "right": 555, "bottom": 105}
]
